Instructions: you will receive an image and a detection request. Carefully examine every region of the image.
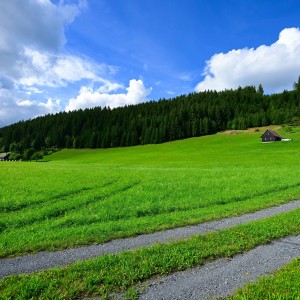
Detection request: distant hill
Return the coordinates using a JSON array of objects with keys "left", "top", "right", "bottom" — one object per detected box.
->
[{"left": 0, "top": 86, "right": 300, "bottom": 155}]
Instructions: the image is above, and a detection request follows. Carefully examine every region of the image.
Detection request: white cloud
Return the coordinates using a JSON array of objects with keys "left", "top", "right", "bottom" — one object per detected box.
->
[
  {"left": 0, "top": 0, "right": 106, "bottom": 89},
  {"left": 195, "top": 27, "right": 300, "bottom": 93},
  {"left": 17, "top": 98, "right": 60, "bottom": 111},
  {"left": 0, "top": 85, "right": 61, "bottom": 127},
  {"left": 65, "top": 79, "right": 152, "bottom": 111},
  {"left": 18, "top": 48, "right": 110, "bottom": 88},
  {"left": 0, "top": 0, "right": 155, "bottom": 128},
  {"left": 0, "top": 0, "right": 83, "bottom": 126},
  {"left": 16, "top": 100, "right": 34, "bottom": 107},
  {"left": 166, "top": 90, "right": 176, "bottom": 95},
  {"left": 0, "top": 0, "right": 120, "bottom": 127},
  {"left": 97, "top": 81, "right": 123, "bottom": 93},
  {"left": 178, "top": 73, "right": 192, "bottom": 82},
  {"left": 0, "top": 0, "right": 78, "bottom": 76}
]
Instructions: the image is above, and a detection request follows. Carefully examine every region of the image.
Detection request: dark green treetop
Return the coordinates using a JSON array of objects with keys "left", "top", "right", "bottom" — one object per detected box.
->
[{"left": 293, "top": 76, "right": 300, "bottom": 92}]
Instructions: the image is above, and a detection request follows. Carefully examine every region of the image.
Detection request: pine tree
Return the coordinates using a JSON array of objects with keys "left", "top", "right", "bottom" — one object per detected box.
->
[
  {"left": 257, "top": 83, "right": 264, "bottom": 95},
  {"left": 293, "top": 76, "right": 300, "bottom": 92}
]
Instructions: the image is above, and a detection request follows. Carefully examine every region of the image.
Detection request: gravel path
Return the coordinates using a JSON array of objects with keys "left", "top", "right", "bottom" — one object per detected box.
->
[
  {"left": 1, "top": 200, "right": 300, "bottom": 279},
  {"left": 139, "top": 235, "right": 300, "bottom": 300}
]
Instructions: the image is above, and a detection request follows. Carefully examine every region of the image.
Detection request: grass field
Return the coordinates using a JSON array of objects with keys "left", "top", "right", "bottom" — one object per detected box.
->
[{"left": 1, "top": 127, "right": 300, "bottom": 258}]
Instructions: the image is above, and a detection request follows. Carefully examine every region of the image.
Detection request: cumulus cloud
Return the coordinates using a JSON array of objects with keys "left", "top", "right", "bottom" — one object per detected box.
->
[
  {"left": 0, "top": 0, "right": 124, "bottom": 127},
  {"left": 0, "top": 0, "right": 152, "bottom": 127},
  {"left": 0, "top": 84, "right": 61, "bottom": 127},
  {"left": 195, "top": 27, "right": 300, "bottom": 93},
  {"left": 0, "top": 0, "right": 88, "bottom": 126},
  {"left": 18, "top": 48, "right": 113, "bottom": 88},
  {"left": 65, "top": 79, "right": 152, "bottom": 111},
  {"left": 0, "top": 0, "right": 80, "bottom": 77}
]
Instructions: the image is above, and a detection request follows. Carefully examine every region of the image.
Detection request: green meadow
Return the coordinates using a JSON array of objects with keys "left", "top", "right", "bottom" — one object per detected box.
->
[{"left": 1, "top": 127, "right": 300, "bottom": 258}]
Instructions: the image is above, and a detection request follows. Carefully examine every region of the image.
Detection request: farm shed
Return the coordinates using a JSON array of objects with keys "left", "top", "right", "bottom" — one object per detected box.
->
[
  {"left": 260, "top": 130, "right": 283, "bottom": 142},
  {"left": 0, "top": 153, "right": 10, "bottom": 161}
]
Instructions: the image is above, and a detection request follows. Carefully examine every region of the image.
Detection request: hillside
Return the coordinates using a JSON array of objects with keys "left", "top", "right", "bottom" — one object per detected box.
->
[
  {"left": 1, "top": 127, "right": 300, "bottom": 257},
  {"left": 46, "top": 125, "right": 294, "bottom": 165},
  {"left": 0, "top": 86, "right": 300, "bottom": 159},
  {"left": 1, "top": 128, "right": 300, "bottom": 298},
  {"left": 1, "top": 102, "right": 298, "bottom": 298}
]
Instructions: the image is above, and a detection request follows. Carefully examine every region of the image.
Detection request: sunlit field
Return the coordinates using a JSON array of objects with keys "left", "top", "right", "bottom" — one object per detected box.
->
[{"left": 1, "top": 127, "right": 300, "bottom": 258}]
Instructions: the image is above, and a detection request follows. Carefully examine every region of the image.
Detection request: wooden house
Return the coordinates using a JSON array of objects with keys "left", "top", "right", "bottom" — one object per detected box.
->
[
  {"left": 0, "top": 153, "right": 10, "bottom": 161},
  {"left": 260, "top": 130, "right": 283, "bottom": 142}
]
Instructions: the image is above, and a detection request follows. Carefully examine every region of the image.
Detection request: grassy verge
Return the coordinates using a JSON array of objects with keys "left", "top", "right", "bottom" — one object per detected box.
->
[
  {"left": 228, "top": 258, "right": 300, "bottom": 300},
  {"left": 0, "top": 208, "right": 300, "bottom": 299}
]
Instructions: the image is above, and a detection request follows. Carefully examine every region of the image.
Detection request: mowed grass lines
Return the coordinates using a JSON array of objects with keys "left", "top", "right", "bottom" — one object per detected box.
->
[{"left": 1, "top": 128, "right": 300, "bottom": 257}]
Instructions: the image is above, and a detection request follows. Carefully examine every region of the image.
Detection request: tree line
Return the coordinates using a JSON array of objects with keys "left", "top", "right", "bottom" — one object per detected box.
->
[{"left": 0, "top": 84, "right": 300, "bottom": 160}]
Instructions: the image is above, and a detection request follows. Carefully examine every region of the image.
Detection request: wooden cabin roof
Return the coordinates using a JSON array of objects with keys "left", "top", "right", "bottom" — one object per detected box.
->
[{"left": 260, "top": 130, "right": 283, "bottom": 139}]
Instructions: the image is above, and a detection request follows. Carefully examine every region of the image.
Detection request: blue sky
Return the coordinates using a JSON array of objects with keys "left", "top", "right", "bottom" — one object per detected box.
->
[{"left": 1, "top": 0, "right": 300, "bottom": 126}]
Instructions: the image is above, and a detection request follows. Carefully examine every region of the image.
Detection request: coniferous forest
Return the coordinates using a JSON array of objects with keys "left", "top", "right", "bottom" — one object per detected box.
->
[{"left": 1, "top": 85, "right": 300, "bottom": 160}]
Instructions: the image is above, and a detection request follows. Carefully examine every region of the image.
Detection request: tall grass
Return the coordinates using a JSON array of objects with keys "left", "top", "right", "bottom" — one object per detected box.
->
[{"left": 1, "top": 128, "right": 300, "bottom": 257}]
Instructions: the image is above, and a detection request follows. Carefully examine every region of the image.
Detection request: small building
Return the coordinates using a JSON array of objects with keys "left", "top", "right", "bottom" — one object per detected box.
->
[
  {"left": 0, "top": 153, "right": 10, "bottom": 161},
  {"left": 260, "top": 130, "right": 283, "bottom": 142}
]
